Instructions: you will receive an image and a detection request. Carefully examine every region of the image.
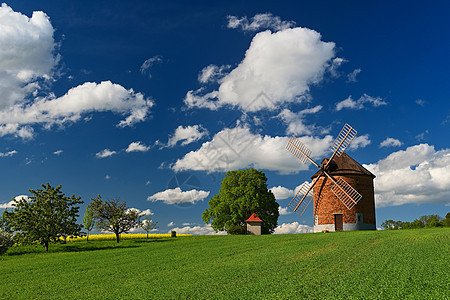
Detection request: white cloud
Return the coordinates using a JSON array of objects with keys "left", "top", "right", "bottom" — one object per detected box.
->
[
  {"left": 105, "top": 175, "right": 111, "bottom": 179},
  {"left": 96, "top": 149, "right": 117, "bottom": 158},
  {"left": 273, "top": 222, "right": 314, "bottom": 234},
  {"left": 0, "top": 150, "right": 18, "bottom": 157},
  {"left": 53, "top": 150, "right": 63, "bottom": 155},
  {"left": 347, "top": 68, "right": 361, "bottom": 82},
  {"left": 278, "top": 206, "right": 292, "bottom": 215},
  {"left": 167, "top": 125, "right": 208, "bottom": 147},
  {"left": 0, "top": 195, "right": 29, "bottom": 209},
  {"left": 0, "top": 81, "right": 154, "bottom": 138},
  {"left": 0, "top": 124, "right": 34, "bottom": 139},
  {"left": 172, "top": 125, "right": 333, "bottom": 174},
  {"left": 329, "top": 57, "right": 347, "bottom": 77},
  {"left": 415, "top": 99, "right": 426, "bottom": 106},
  {"left": 364, "top": 144, "right": 450, "bottom": 207},
  {"left": 380, "top": 137, "right": 403, "bottom": 148},
  {"left": 185, "top": 27, "right": 335, "bottom": 112},
  {"left": 349, "top": 134, "right": 371, "bottom": 150},
  {"left": 147, "top": 187, "right": 210, "bottom": 205},
  {"left": 198, "top": 64, "right": 230, "bottom": 84},
  {"left": 170, "top": 224, "right": 226, "bottom": 235},
  {"left": 270, "top": 186, "right": 294, "bottom": 200},
  {"left": 127, "top": 207, "right": 154, "bottom": 216},
  {"left": 0, "top": 4, "right": 58, "bottom": 110},
  {"left": 140, "top": 55, "right": 162, "bottom": 78},
  {"left": 126, "top": 141, "right": 150, "bottom": 152},
  {"left": 277, "top": 106, "right": 325, "bottom": 135},
  {"left": 167, "top": 221, "right": 175, "bottom": 227},
  {"left": 227, "top": 13, "right": 295, "bottom": 32},
  {"left": 415, "top": 130, "right": 429, "bottom": 142},
  {"left": 335, "top": 94, "right": 387, "bottom": 111}
]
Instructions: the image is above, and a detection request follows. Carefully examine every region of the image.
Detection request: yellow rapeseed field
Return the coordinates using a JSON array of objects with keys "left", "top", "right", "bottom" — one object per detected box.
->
[{"left": 67, "top": 233, "right": 192, "bottom": 242}]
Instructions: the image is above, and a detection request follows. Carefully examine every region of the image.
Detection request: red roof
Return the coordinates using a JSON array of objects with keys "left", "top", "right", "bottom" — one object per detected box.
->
[{"left": 246, "top": 213, "right": 262, "bottom": 222}]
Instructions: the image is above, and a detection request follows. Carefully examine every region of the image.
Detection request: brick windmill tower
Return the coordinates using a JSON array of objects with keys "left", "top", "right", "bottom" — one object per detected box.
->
[{"left": 285, "top": 124, "right": 376, "bottom": 232}]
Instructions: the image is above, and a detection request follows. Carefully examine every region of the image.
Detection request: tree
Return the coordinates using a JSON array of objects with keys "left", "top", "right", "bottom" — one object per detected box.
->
[
  {"left": 87, "top": 195, "right": 141, "bottom": 243},
  {"left": 444, "top": 212, "right": 450, "bottom": 227},
  {"left": 140, "top": 216, "right": 158, "bottom": 239},
  {"left": 4, "top": 183, "right": 83, "bottom": 251},
  {"left": 203, "top": 168, "right": 279, "bottom": 234},
  {"left": 381, "top": 219, "right": 403, "bottom": 230},
  {"left": 83, "top": 207, "right": 95, "bottom": 241},
  {"left": 0, "top": 210, "right": 12, "bottom": 233},
  {"left": 0, "top": 228, "right": 14, "bottom": 255}
]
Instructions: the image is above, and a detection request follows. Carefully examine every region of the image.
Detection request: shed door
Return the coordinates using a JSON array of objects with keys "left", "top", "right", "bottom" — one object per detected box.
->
[{"left": 334, "top": 214, "right": 343, "bottom": 231}]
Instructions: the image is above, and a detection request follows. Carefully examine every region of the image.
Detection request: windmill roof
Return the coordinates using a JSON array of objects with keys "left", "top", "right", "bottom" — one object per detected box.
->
[
  {"left": 246, "top": 213, "right": 263, "bottom": 222},
  {"left": 311, "top": 153, "right": 375, "bottom": 179}
]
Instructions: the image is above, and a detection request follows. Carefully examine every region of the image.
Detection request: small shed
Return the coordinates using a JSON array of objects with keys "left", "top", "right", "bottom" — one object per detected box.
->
[{"left": 246, "top": 213, "right": 263, "bottom": 235}]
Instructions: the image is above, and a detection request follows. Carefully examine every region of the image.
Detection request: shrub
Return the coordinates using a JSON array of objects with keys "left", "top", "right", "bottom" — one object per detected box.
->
[
  {"left": 0, "top": 228, "right": 14, "bottom": 255},
  {"left": 227, "top": 225, "right": 246, "bottom": 235}
]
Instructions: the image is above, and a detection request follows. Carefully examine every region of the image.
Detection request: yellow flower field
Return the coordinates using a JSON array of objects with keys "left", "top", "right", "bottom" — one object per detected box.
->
[{"left": 67, "top": 233, "right": 192, "bottom": 242}]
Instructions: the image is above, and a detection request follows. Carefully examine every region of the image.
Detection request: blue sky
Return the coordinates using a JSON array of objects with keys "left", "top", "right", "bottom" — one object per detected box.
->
[{"left": 0, "top": 1, "right": 449, "bottom": 234}]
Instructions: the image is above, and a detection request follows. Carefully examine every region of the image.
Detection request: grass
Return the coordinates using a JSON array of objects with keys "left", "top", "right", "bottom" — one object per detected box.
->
[{"left": 1, "top": 228, "right": 449, "bottom": 299}]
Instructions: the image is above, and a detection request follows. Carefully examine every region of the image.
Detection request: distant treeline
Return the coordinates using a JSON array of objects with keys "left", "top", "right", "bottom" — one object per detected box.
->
[{"left": 381, "top": 213, "right": 450, "bottom": 230}]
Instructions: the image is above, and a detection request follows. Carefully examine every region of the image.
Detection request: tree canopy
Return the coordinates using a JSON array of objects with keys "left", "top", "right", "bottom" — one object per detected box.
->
[
  {"left": 4, "top": 183, "right": 83, "bottom": 251},
  {"left": 381, "top": 214, "right": 447, "bottom": 230},
  {"left": 87, "top": 195, "right": 141, "bottom": 243},
  {"left": 203, "top": 168, "right": 279, "bottom": 234}
]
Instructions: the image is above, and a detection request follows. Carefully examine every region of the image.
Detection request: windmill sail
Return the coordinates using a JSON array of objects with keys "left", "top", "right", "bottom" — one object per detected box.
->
[
  {"left": 286, "top": 136, "right": 319, "bottom": 167},
  {"left": 330, "top": 123, "right": 357, "bottom": 157},
  {"left": 288, "top": 182, "right": 314, "bottom": 216},
  {"left": 330, "top": 177, "right": 362, "bottom": 209}
]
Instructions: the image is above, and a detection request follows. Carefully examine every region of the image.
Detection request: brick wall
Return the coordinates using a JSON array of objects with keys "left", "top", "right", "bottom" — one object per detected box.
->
[{"left": 313, "top": 174, "right": 375, "bottom": 225}]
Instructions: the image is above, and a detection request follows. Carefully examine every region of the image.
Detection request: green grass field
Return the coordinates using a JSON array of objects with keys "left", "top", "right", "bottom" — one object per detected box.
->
[{"left": 1, "top": 228, "right": 449, "bottom": 299}]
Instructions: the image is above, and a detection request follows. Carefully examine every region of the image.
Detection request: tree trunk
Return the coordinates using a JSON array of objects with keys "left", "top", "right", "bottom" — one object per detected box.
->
[
  {"left": 146, "top": 232, "right": 149, "bottom": 239},
  {"left": 115, "top": 232, "right": 120, "bottom": 243},
  {"left": 45, "top": 241, "right": 49, "bottom": 252}
]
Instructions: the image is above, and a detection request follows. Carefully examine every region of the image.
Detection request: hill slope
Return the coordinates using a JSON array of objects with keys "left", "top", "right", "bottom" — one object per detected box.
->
[{"left": 1, "top": 228, "right": 449, "bottom": 299}]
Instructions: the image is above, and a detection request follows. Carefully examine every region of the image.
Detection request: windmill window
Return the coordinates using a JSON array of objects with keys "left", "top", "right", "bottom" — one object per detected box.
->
[{"left": 356, "top": 213, "right": 362, "bottom": 223}]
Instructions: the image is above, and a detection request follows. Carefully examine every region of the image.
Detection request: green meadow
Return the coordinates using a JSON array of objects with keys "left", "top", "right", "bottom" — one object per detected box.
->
[{"left": 1, "top": 228, "right": 449, "bottom": 299}]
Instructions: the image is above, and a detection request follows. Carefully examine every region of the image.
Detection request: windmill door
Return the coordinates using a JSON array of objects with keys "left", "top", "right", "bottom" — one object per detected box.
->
[{"left": 334, "top": 214, "right": 343, "bottom": 231}]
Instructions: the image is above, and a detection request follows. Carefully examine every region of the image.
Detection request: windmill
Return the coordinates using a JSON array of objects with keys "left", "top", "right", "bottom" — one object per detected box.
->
[{"left": 285, "top": 123, "right": 376, "bottom": 232}]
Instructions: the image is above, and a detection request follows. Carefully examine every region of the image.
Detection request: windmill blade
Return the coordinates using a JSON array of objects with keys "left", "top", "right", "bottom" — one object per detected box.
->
[
  {"left": 286, "top": 135, "right": 320, "bottom": 168},
  {"left": 288, "top": 175, "right": 321, "bottom": 215},
  {"left": 330, "top": 123, "right": 357, "bottom": 157},
  {"left": 330, "top": 176, "right": 362, "bottom": 209}
]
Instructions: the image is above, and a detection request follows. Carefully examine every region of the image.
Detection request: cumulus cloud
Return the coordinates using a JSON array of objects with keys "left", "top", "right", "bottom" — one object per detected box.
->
[
  {"left": 273, "top": 222, "right": 313, "bottom": 234},
  {"left": 0, "top": 150, "right": 18, "bottom": 157},
  {"left": 335, "top": 94, "right": 387, "bottom": 111},
  {"left": 185, "top": 27, "right": 335, "bottom": 112},
  {"left": 0, "top": 4, "right": 58, "bottom": 110},
  {"left": 127, "top": 207, "right": 154, "bottom": 216},
  {"left": 167, "top": 221, "right": 175, "bottom": 227},
  {"left": 347, "top": 68, "right": 361, "bottom": 82},
  {"left": 147, "top": 187, "right": 210, "bottom": 205},
  {"left": 169, "top": 224, "right": 226, "bottom": 235},
  {"left": 227, "top": 13, "right": 295, "bottom": 32},
  {"left": 364, "top": 144, "right": 450, "bottom": 207},
  {"left": 96, "top": 149, "right": 117, "bottom": 158},
  {"left": 166, "top": 125, "right": 208, "bottom": 147},
  {"left": 140, "top": 55, "right": 162, "bottom": 78},
  {"left": 277, "top": 106, "right": 325, "bottom": 135},
  {"left": 380, "top": 137, "right": 403, "bottom": 148},
  {"left": 349, "top": 134, "right": 371, "bottom": 150},
  {"left": 270, "top": 186, "right": 294, "bottom": 200},
  {"left": 329, "top": 57, "right": 347, "bottom": 77},
  {"left": 53, "top": 150, "right": 63, "bottom": 155},
  {"left": 278, "top": 206, "right": 292, "bottom": 215},
  {"left": 198, "top": 65, "right": 230, "bottom": 84},
  {"left": 172, "top": 125, "right": 333, "bottom": 174},
  {"left": 126, "top": 141, "right": 150, "bottom": 152},
  {"left": 0, "top": 195, "right": 29, "bottom": 209},
  {"left": 0, "top": 5, "right": 154, "bottom": 139}
]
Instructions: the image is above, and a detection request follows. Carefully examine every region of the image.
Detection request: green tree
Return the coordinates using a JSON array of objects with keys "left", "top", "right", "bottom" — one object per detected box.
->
[
  {"left": 203, "top": 168, "right": 279, "bottom": 234},
  {"left": 83, "top": 207, "right": 95, "bottom": 241},
  {"left": 0, "top": 210, "right": 12, "bottom": 233},
  {"left": 140, "top": 215, "right": 158, "bottom": 239},
  {"left": 420, "top": 214, "right": 443, "bottom": 228},
  {"left": 444, "top": 212, "right": 450, "bottom": 227},
  {"left": 0, "top": 228, "right": 14, "bottom": 255},
  {"left": 87, "top": 195, "right": 141, "bottom": 243},
  {"left": 381, "top": 219, "right": 403, "bottom": 230},
  {"left": 4, "top": 183, "right": 83, "bottom": 251}
]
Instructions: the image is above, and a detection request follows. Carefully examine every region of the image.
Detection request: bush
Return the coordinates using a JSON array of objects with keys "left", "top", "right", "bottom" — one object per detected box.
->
[
  {"left": 0, "top": 228, "right": 14, "bottom": 255},
  {"left": 227, "top": 225, "right": 246, "bottom": 235}
]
